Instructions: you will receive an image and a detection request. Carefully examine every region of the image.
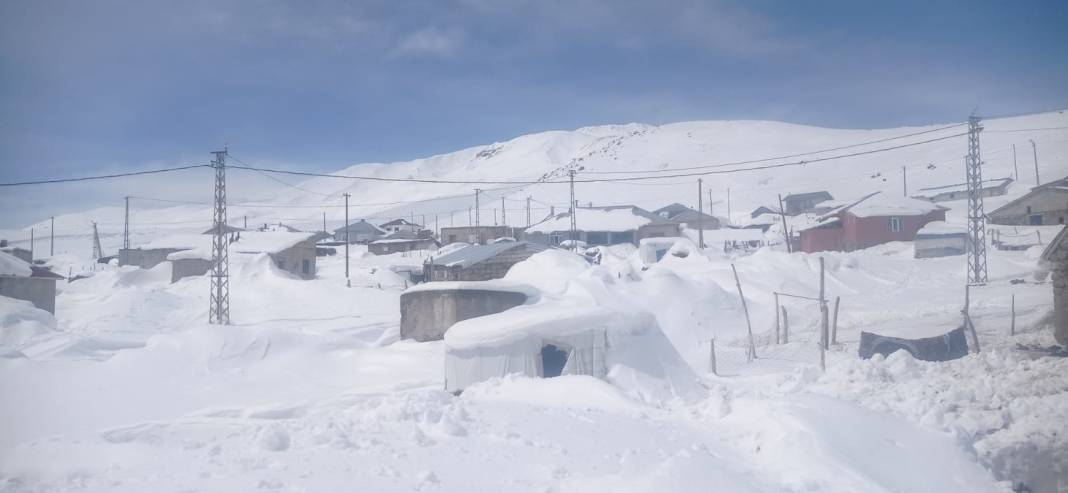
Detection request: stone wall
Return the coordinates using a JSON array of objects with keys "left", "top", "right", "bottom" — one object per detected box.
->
[
  {"left": 0, "top": 276, "right": 57, "bottom": 314},
  {"left": 400, "top": 288, "right": 527, "bottom": 342}
]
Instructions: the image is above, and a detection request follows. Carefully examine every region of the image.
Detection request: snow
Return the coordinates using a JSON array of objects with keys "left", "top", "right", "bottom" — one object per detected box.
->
[
  {"left": 403, "top": 279, "right": 541, "bottom": 300},
  {"left": 2, "top": 110, "right": 1068, "bottom": 491},
  {"left": 527, "top": 208, "right": 651, "bottom": 233},
  {"left": 840, "top": 192, "right": 946, "bottom": 218},
  {"left": 917, "top": 220, "right": 967, "bottom": 236},
  {"left": 0, "top": 250, "right": 32, "bottom": 277},
  {"left": 138, "top": 231, "right": 315, "bottom": 260}
]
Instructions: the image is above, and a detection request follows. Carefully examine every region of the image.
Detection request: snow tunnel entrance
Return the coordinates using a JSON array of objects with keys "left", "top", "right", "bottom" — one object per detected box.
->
[
  {"left": 540, "top": 344, "right": 570, "bottom": 378},
  {"left": 873, "top": 342, "right": 913, "bottom": 358}
]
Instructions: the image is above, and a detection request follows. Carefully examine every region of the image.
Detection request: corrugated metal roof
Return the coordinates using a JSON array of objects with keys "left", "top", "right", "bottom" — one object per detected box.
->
[{"left": 430, "top": 241, "right": 549, "bottom": 269}]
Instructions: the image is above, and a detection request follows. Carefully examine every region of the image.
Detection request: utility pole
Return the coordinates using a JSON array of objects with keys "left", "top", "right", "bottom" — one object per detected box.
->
[
  {"left": 50, "top": 216, "right": 55, "bottom": 256},
  {"left": 30, "top": 228, "right": 34, "bottom": 261},
  {"left": 526, "top": 196, "right": 532, "bottom": 227},
  {"left": 777, "top": 194, "right": 791, "bottom": 253},
  {"left": 474, "top": 189, "right": 482, "bottom": 244},
  {"left": 901, "top": 166, "right": 908, "bottom": 197},
  {"left": 322, "top": 212, "right": 326, "bottom": 233},
  {"left": 209, "top": 148, "right": 231, "bottom": 325},
  {"left": 568, "top": 170, "right": 577, "bottom": 252},
  {"left": 434, "top": 213, "right": 439, "bottom": 238},
  {"left": 697, "top": 179, "right": 705, "bottom": 248},
  {"left": 965, "top": 116, "right": 988, "bottom": 285},
  {"left": 501, "top": 197, "right": 506, "bottom": 226},
  {"left": 122, "top": 196, "right": 130, "bottom": 264},
  {"left": 243, "top": 215, "right": 248, "bottom": 230},
  {"left": 726, "top": 188, "right": 732, "bottom": 224},
  {"left": 343, "top": 193, "right": 350, "bottom": 285},
  {"left": 1012, "top": 144, "right": 1019, "bottom": 181},
  {"left": 1030, "top": 139, "right": 1040, "bottom": 186},
  {"left": 493, "top": 208, "right": 497, "bottom": 226}
]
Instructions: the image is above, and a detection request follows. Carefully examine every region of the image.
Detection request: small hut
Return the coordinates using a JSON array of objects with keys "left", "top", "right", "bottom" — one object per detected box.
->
[{"left": 1040, "top": 226, "right": 1068, "bottom": 346}]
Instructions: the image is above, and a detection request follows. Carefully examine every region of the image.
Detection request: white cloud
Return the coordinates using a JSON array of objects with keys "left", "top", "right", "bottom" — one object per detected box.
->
[{"left": 391, "top": 27, "right": 464, "bottom": 58}]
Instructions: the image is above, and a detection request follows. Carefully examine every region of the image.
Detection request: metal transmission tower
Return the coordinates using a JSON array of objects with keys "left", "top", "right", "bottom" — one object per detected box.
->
[
  {"left": 209, "top": 148, "right": 231, "bottom": 324},
  {"left": 965, "top": 116, "right": 988, "bottom": 285},
  {"left": 122, "top": 196, "right": 130, "bottom": 264},
  {"left": 568, "top": 170, "right": 577, "bottom": 252},
  {"left": 91, "top": 222, "right": 103, "bottom": 260}
]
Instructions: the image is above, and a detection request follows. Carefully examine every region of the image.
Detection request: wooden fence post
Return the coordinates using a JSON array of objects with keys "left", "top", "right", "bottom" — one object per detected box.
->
[
  {"left": 709, "top": 338, "right": 717, "bottom": 375},
  {"left": 731, "top": 264, "right": 757, "bottom": 362},
  {"left": 831, "top": 296, "right": 841, "bottom": 345},
  {"left": 774, "top": 292, "right": 781, "bottom": 344},
  {"left": 1010, "top": 294, "right": 1016, "bottom": 336},
  {"left": 782, "top": 306, "right": 789, "bottom": 344}
]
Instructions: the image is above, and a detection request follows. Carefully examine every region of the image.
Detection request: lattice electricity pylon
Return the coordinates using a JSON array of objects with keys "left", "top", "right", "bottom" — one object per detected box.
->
[
  {"left": 568, "top": 170, "right": 577, "bottom": 251},
  {"left": 209, "top": 148, "right": 231, "bottom": 324},
  {"left": 91, "top": 222, "right": 103, "bottom": 260},
  {"left": 965, "top": 116, "right": 988, "bottom": 285}
]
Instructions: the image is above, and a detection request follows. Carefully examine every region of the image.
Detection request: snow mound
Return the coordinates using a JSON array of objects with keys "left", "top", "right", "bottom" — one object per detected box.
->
[
  {"left": 0, "top": 296, "right": 57, "bottom": 355},
  {"left": 0, "top": 251, "right": 32, "bottom": 277},
  {"left": 504, "top": 249, "right": 590, "bottom": 295}
]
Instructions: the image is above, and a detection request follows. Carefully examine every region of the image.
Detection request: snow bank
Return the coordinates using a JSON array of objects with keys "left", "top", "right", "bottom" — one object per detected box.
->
[
  {"left": 503, "top": 249, "right": 590, "bottom": 295},
  {"left": 0, "top": 296, "right": 57, "bottom": 355}
]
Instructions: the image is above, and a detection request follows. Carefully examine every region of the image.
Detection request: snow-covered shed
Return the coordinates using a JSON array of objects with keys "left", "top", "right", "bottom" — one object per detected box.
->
[
  {"left": 987, "top": 176, "right": 1068, "bottom": 226},
  {"left": 122, "top": 231, "right": 318, "bottom": 281},
  {"left": 912, "top": 177, "right": 1013, "bottom": 202},
  {"left": 425, "top": 241, "right": 550, "bottom": 282},
  {"left": 0, "top": 251, "right": 63, "bottom": 314},
  {"left": 399, "top": 281, "right": 537, "bottom": 342},
  {"left": 333, "top": 219, "right": 385, "bottom": 244},
  {"left": 524, "top": 205, "right": 679, "bottom": 247},
  {"left": 443, "top": 303, "right": 704, "bottom": 401},
  {"left": 1040, "top": 225, "right": 1068, "bottom": 346},
  {"left": 914, "top": 222, "right": 968, "bottom": 258},
  {"left": 368, "top": 232, "right": 437, "bottom": 255},
  {"left": 653, "top": 203, "right": 721, "bottom": 230}
]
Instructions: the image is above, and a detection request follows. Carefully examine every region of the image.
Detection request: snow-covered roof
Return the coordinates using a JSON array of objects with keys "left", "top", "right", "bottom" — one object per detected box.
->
[
  {"left": 430, "top": 242, "right": 549, "bottom": 268},
  {"left": 916, "top": 221, "right": 967, "bottom": 236},
  {"left": 0, "top": 250, "right": 32, "bottom": 277},
  {"left": 371, "top": 237, "right": 431, "bottom": 244},
  {"left": 830, "top": 192, "right": 945, "bottom": 219},
  {"left": 139, "top": 232, "right": 315, "bottom": 260},
  {"left": 404, "top": 280, "right": 540, "bottom": 299},
  {"left": 915, "top": 178, "right": 1012, "bottom": 196},
  {"left": 1041, "top": 226, "right": 1068, "bottom": 262},
  {"left": 527, "top": 208, "right": 652, "bottom": 234},
  {"left": 333, "top": 220, "right": 385, "bottom": 235}
]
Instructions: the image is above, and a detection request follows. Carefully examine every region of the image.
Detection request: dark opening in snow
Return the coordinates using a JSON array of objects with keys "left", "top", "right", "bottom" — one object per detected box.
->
[{"left": 540, "top": 344, "right": 569, "bottom": 378}]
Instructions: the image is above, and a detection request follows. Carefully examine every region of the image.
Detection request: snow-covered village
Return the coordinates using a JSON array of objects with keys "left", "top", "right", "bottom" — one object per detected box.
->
[{"left": 2, "top": 2, "right": 1067, "bottom": 492}]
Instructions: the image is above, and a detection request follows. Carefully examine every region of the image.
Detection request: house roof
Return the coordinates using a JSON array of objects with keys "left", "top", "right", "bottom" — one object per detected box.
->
[
  {"left": 0, "top": 250, "right": 32, "bottom": 277},
  {"left": 333, "top": 219, "right": 385, "bottom": 235},
  {"left": 201, "top": 225, "right": 245, "bottom": 235},
  {"left": 653, "top": 203, "right": 720, "bottom": 225},
  {"left": 430, "top": 241, "right": 549, "bottom": 269},
  {"left": 989, "top": 185, "right": 1068, "bottom": 217},
  {"left": 380, "top": 218, "right": 421, "bottom": 228},
  {"left": 916, "top": 221, "right": 968, "bottom": 237},
  {"left": 139, "top": 232, "right": 316, "bottom": 260},
  {"left": 526, "top": 206, "right": 664, "bottom": 234},
  {"left": 1040, "top": 226, "right": 1068, "bottom": 262},
  {"left": 821, "top": 192, "right": 945, "bottom": 219},
  {"left": 783, "top": 191, "right": 833, "bottom": 202},
  {"left": 916, "top": 177, "right": 1013, "bottom": 194}
]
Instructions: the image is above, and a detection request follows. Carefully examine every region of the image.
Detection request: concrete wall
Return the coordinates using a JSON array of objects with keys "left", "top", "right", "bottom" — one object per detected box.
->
[
  {"left": 989, "top": 188, "right": 1068, "bottom": 226},
  {"left": 369, "top": 239, "right": 435, "bottom": 255},
  {"left": 915, "top": 235, "right": 967, "bottom": 258},
  {"left": 638, "top": 223, "right": 681, "bottom": 240},
  {"left": 268, "top": 239, "right": 317, "bottom": 279},
  {"left": 0, "top": 276, "right": 57, "bottom": 314},
  {"left": 441, "top": 226, "right": 515, "bottom": 245},
  {"left": 119, "top": 248, "right": 185, "bottom": 269},
  {"left": 171, "top": 258, "right": 212, "bottom": 283},
  {"left": 426, "top": 245, "right": 542, "bottom": 282},
  {"left": 400, "top": 288, "right": 528, "bottom": 342}
]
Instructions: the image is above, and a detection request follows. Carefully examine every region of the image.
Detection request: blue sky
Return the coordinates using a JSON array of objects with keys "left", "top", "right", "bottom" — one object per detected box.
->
[{"left": 1, "top": 0, "right": 1066, "bottom": 223}]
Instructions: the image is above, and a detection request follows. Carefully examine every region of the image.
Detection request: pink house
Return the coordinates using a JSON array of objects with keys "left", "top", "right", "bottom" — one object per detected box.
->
[{"left": 800, "top": 193, "right": 947, "bottom": 253}]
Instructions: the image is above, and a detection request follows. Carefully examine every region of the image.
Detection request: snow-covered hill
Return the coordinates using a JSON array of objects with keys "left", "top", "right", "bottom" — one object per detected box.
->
[{"left": 8, "top": 111, "right": 1067, "bottom": 263}]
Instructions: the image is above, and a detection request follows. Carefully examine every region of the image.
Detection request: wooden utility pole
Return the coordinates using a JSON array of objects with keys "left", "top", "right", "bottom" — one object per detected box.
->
[
  {"left": 781, "top": 306, "right": 789, "bottom": 344},
  {"left": 30, "top": 228, "right": 34, "bottom": 261},
  {"left": 777, "top": 194, "right": 791, "bottom": 253},
  {"left": 831, "top": 296, "right": 841, "bottom": 345},
  {"left": 697, "top": 179, "right": 705, "bottom": 248},
  {"left": 526, "top": 196, "right": 532, "bottom": 227},
  {"left": 1030, "top": 139, "right": 1040, "bottom": 186},
  {"left": 901, "top": 166, "right": 908, "bottom": 197},
  {"left": 1012, "top": 144, "right": 1019, "bottom": 181},
  {"left": 343, "top": 193, "right": 350, "bottom": 285},
  {"left": 501, "top": 197, "right": 506, "bottom": 226},
  {"left": 50, "top": 216, "right": 54, "bottom": 256},
  {"left": 709, "top": 339, "right": 717, "bottom": 375},
  {"left": 730, "top": 264, "right": 757, "bottom": 362},
  {"left": 726, "top": 188, "right": 732, "bottom": 224},
  {"left": 321, "top": 212, "right": 325, "bottom": 233}
]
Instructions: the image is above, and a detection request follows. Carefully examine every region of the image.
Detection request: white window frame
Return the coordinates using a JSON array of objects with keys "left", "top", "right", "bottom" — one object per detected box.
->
[{"left": 889, "top": 217, "right": 902, "bottom": 232}]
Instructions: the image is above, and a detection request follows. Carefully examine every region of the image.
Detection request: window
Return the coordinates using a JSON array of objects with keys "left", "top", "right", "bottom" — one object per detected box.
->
[
  {"left": 586, "top": 231, "right": 608, "bottom": 245},
  {"left": 549, "top": 234, "right": 562, "bottom": 246},
  {"left": 889, "top": 217, "right": 902, "bottom": 232},
  {"left": 302, "top": 259, "right": 310, "bottom": 275},
  {"left": 1029, "top": 215, "right": 1043, "bottom": 226},
  {"left": 1026, "top": 206, "right": 1032, "bottom": 214}
]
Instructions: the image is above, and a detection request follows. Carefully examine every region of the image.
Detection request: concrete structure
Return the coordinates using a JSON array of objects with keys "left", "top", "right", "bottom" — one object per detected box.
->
[
  {"left": 912, "top": 178, "right": 1013, "bottom": 202},
  {"left": 333, "top": 219, "right": 385, "bottom": 244},
  {"left": 987, "top": 177, "right": 1068, "bottom": 226},
  {"left": 122, "top": 232, "right": 318, "bottom": 281},
  {"left": 0, "top": 244, "right": 32, "bottom": 263},
  {"left": 399, "top": 282, "right": 531, "bottom": 342},
  {"left": 783, "top": 191, "right": 834, "bottom": 216},
  {"left": 653, "top": 203, "right": 721, "bottom": 230},
  {"left": 524, "top": 206, "right": 680, "bottom": 247},
  {"left": 0, "top": 251, "right": 63, "bottom": 314},
  {"left": 379, "top": 218, "right": 422, "bottom": 234},
  {"left": 1040, "top": 226, "right": 1068, "bottom": 346},
  {"left": 368, "top": 237, "right": 437, "bottom": 255},
  {"left": 426, "top": 242, "right": 550, "bottom": 282},
  {"left": 914, "top": 222, "right": 968, "bottom": 259},
  {"left": 858, "top": 326, "right": 969, "bottom": 362},
  {"left": 799, "top": 193, "right": 947, "bottom": 253},
  {"left": 440, "top": 226, "right": 517, "bottom": 245}
]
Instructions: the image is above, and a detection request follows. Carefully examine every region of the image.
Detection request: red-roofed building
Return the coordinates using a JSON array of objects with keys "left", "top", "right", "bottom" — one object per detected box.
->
[{"left": 799, "top": 192, "right": 947, "bottom": 253}]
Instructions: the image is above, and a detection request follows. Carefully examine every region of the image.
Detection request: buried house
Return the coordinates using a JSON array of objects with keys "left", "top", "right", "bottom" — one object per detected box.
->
[
  {"left": 442, "top": 303, "right": 705, "bottom": 401},
  {"left": 120, "top": 231, "right": 318, "bottom": 282},
  {"left": 399, "top": 281, "right": 536, "bottom": 342},
  {"left": 424, "top": 241, "right": 550, "bottom": 282},
  {"left": 1040, "top": 226, "right": 1068, "bottom": 346},
  {"left": 0, "top": 251, "right": 64, "bottom": 314},
  {"left": 524, "top": 205, "right": 680, "bottom": 247},
  {"left": 798, "top": 192, "right": 947, "bottom": 253}
]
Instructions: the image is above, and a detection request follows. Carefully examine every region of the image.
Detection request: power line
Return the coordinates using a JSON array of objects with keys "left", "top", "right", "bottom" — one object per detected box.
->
[
  {"left": 0, "top": 164, "right": 209, "bottom": 187},
  {"left": 227, "top": 153, "right": 337, "bottom": 197},
  {"left": 581, "top": 123, "right": 968, "bottom": 175},
  {"left": 985, "top": 125, "right": 1068, "bottom": 133}
]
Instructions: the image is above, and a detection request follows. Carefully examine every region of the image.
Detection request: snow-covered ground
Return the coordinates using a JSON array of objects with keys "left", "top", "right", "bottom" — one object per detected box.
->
[{"left": 1, "top": 112, "right": 1067, "bottom": 492}]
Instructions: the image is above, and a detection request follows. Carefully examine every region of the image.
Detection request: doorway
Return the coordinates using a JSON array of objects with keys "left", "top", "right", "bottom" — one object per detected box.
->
[{"left": 540, "top": 344, "right": 570, "bottom": 378}]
